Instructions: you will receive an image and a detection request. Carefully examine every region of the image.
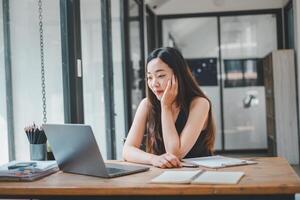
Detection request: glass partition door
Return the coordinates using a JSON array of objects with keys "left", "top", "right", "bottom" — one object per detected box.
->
[
  {"left": 220, "top": 14, "right": 277, "bottom": 150},
  {"left": 162, "top": 17, "right": 222, "bottom": 150},
  {"left": 161, "top": 13, "right": 279, "bottom": 152},
  {"left": 80, "top": 0, "right": 107, "bottom": 158}
]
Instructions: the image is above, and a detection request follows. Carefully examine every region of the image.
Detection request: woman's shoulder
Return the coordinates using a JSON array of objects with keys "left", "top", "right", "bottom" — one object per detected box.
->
[
  {"left": 190, "top": 96, "right": 210, "bottom": 111},
  {"left": 140, "top": 97, "right": 150, "bottom": 105},
  {"left": 134, "top": 98, "right": 151, "bottom": 117},
  {"left": 139, "top": 98, "right": 151, "bottom": 110}
]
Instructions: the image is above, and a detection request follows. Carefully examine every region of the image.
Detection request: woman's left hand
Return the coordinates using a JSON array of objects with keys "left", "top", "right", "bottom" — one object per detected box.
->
[{"left": 161, "top": 75, "right": 178, "bottom": 108}]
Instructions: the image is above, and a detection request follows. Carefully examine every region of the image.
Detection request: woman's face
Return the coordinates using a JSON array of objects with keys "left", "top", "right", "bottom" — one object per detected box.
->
[{"left": 147, "top": 58, "right": 174, "bottom": 100}]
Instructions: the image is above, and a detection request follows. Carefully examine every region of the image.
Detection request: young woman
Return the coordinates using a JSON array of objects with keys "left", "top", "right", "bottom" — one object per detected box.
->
[{"left": 123, "top": 47, "right": 216, "bottom": 168}]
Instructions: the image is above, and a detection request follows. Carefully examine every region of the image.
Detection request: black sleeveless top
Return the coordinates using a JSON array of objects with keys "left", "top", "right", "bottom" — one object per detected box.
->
[{"left": 175, "top": 109, "right": 211, "bottom": 158}]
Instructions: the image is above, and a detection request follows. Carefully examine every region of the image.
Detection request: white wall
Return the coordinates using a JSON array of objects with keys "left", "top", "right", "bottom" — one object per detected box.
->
[{"left": 147, "top": 0, "right": 288, "bottom": 15}]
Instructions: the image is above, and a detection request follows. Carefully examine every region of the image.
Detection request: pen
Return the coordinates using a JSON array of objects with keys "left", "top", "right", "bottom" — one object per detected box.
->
[
  {"left": 8, "top": 162, "right": 37, "bottom": 170},
  {"left": 181, "top": 162, "right": 199, "bottom": 168}
]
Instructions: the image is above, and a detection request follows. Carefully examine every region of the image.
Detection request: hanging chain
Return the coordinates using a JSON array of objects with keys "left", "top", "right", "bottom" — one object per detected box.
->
[{"left": 38, "top": 0, "right": 47, "bottom": 123}]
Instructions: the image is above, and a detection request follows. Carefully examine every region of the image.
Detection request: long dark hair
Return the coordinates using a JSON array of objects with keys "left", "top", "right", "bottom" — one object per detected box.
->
[{"left": 145, "top": 47, "right": 216, "bottom": 155}]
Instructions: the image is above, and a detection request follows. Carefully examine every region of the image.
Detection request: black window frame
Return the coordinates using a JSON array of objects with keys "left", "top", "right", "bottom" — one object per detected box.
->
[
  {"left": 121, "top": 0, "right": 146, "bottom": 133},
  {"left": 60, "top": 0, "right": 116, "bottom": 159}
]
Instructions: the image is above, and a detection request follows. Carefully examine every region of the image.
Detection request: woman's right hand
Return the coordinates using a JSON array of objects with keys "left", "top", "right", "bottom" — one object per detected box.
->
[{"left": 150, "top": 152, "right": 182, "bottom": 168}]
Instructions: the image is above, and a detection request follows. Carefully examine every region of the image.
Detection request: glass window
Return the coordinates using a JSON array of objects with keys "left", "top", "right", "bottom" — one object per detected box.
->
[
  {"left": 0, "top": 0, "right": 9, "bottom": 164},
  {"left": 9, "top": 0, "right": 64, "bottom": 160},
  {"left": 80, "top": 0, "right": 107, "bottom": 158},
  {"left": 111, "top": 0, "right": 126, "bottom": 159}
]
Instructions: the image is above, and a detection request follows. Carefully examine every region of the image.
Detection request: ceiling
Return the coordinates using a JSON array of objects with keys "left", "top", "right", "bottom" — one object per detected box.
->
[{"left": 145, "top": 0, "right": 289, "bottom": 15}]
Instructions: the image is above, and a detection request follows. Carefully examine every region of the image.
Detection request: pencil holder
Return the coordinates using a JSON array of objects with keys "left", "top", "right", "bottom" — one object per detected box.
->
[
  {"left": 25, "top": 123, "right": 48, "bottom": 161},
  {"left": 30, "top": 143, "right": 47, "bottom": 161}
]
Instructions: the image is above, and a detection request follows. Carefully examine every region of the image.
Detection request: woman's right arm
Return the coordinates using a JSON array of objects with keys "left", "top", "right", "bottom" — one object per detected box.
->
[
  {"left": 122, "top": 98, "right": 181, "bottom": 168},
  {"left": 122, "top": 98, "right": 154, "bottom": 165},
  {"left": 123, "top": 98, "right": 182, "bottom": 168}
]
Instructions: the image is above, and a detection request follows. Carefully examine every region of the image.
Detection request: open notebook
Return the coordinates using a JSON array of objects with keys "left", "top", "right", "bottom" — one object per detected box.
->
[
  {"left": 182, "top": 155, "right": 257, "bottom": 169},
  {"left": 150, "top": 170, "right": 245, "bottom": 184}
]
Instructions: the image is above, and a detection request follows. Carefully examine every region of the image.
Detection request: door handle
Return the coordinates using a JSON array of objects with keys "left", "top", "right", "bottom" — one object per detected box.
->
[{"left": 243, "top": 94, "right": 259, "bottom": 108}]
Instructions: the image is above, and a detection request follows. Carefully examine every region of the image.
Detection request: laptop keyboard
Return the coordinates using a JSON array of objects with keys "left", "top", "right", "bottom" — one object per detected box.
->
[{"left": 107, "top": 167, "right": 126, "bottom": 174}]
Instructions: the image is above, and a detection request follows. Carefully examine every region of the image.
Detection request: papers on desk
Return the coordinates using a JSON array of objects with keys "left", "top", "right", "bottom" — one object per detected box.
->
[
  {"left": 191, "top": 171, "right": 245, "bottom": 184},
  {"left": 182, "top": 155, "right": 257, "bottom": 169},
  {"left": 151, "top": 170, "right": 201, "bottom": 184},
  {"left": 150, "top": 170, "right": 245, "bottom": 184},
  {"left": 0, "top": 160, "right": 59, "bottom": 181}
]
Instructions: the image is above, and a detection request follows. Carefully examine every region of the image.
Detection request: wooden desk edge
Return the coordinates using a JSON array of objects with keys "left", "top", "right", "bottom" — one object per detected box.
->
[
  {"left": 1, "top": 185, "right": 300, "bottom": 196},
  {"left": 1, "top": 157, "right": 300, "bottom": 197}
]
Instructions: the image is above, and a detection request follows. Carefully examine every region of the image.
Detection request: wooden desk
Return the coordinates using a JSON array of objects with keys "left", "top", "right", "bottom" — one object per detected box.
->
[{"left": 0, "top": 157, "right": 300, "bottom": 200}]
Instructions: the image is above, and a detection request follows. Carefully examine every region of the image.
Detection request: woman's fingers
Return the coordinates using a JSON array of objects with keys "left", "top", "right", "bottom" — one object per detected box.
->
[
  {"left": 166, "top": 79, "right": 171, "bottom": 91},
  {"left": 160, "top": 158, "right": 172, "bottom": 168},
  {"left": 172, "top": 75, "right": 178, "bottom": 96},
  {"left": 164, "top": 154, "right": 176, "bottom": 167},
  {"left": 157, "top": 160, "right": 166, "bottom": 168},
  {"left": 168, "top": 153, "right": 182, "bottom": 167},
  {"left": 165, "top": 76, "right": 175, "bottom": 95},
  {"left": 163, "top": 153, "right": 181, "bottom": 168},
  {"left": 173, "top": 75, "right": 178, "bottom": 94},
  {"left": 162, "top": 80, "right": 171, "bottom": 98},
  {"left": 153, "top": 153, "right": 182, "bottom": 168}
]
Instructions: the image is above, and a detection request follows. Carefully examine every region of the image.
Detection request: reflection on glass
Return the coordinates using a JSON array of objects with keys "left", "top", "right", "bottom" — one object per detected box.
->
[
  {"left": 10, "top": 1, "right": 64, "bottom": 160},
  {"left": 244, "top": 59, "right": 260, "bottom": 86},
  {"left": 111, "top": 0, "right": 126, "bottom": 159},
  {"left": 129, "top": 0, "right": 143, "bottom": 121},
  {"left": 224, "top": 60, "right": 243, "bottom": 87},
  {"left": 0, "top": 0, "right": 9, "bottom": 164},
  {"left": 186, "top": 58, "right": 218, "bottom": 86},
  {"left": 224, "top": 59, "right": 263, "bottom": 88},
  {"left": 221, "top": 14, "right": 277, "bottom": 150},
  {"left": 162, "top": 17, "right": 222, "bottom": 150},
  {"left": 221, "top": 15, "right": 277, "bottom": 58},
  {"left": 80, "top": 0, "right": 107, "bottom": 158},
  {"left": 244, "top": 60, "right": 257, "bottom": 80},
  {"left": 163, "top": 17, "right": 219, "bottom": 58},
  {"left": 286, "top": 6, "right": 294, "bottom": 48}
]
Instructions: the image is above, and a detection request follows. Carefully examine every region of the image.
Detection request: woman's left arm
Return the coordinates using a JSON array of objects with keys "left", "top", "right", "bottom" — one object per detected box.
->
[
  {"left": 161, "top": 76, "right": 210, "bottom": 158},
  {"left": 161, "top": 97, "right": 209, "bottom": 158}
]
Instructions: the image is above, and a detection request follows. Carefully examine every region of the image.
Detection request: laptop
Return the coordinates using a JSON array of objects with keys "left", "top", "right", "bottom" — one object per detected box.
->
[{"left": 43, "top": 124, "right": 149, "bottom": 178}]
